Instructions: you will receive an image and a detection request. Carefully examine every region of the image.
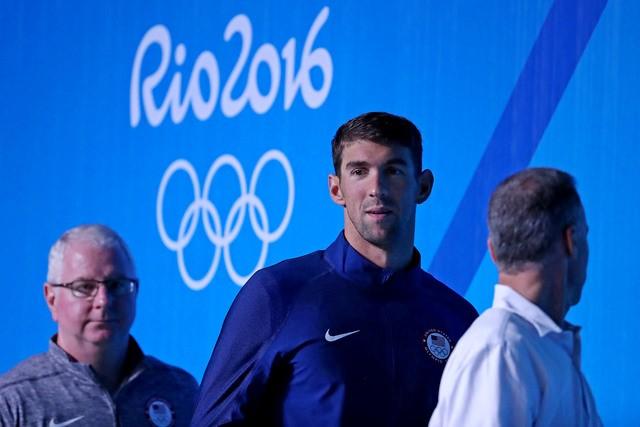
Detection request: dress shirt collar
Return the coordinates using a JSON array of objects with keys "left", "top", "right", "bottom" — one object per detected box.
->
[{"left": 493, "top": 284, "right": 582, "bottom": 365}]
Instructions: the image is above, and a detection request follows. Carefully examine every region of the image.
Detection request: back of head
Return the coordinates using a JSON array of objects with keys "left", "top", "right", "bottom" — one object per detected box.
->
[
  {"left": 47, "top": 224, "right": 135, "bottom": 283},
  {"left": 331, "top": 112, "right": 423, "bottom": 175},
  {"left": 488, "top": 168, "right": 583, "bottom": 273}
]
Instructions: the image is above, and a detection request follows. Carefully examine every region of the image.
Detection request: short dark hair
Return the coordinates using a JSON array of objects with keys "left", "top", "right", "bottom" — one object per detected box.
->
[
  {"left": 488, "top": 168, "right": 583, "bottom": 272},
  {"left": 331, "top": 112, "right": 423, "bottom": 175}
]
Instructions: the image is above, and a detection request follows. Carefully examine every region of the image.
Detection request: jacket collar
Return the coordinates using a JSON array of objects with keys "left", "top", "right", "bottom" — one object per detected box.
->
[
  {"left": 48, "top": 335, "right": 146, "bottom": 391},
  {"left": 324, "top": 232, "right": 422, "bottom": 287}
]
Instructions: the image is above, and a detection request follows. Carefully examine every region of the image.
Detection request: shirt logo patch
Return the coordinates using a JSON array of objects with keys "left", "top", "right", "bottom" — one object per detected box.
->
[
  {"left": 325, "top": 328, "right": 360, "bottom": 342},
  {"left": 145, "top": 398, "right": 174, "bottom": 427},
  {"left": 48, "top": 416, "right": 84, "bottom": 427},
  {"left": 423, "top": 329, "right": 452, "bottom": 362}
]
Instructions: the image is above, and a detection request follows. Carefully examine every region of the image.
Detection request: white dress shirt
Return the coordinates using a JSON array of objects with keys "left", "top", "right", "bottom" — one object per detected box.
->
[{"left": 429, "top": 285, "right": 602, "bottom": 427}]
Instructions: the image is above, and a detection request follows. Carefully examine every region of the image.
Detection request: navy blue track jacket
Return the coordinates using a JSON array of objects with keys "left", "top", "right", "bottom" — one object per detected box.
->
[{"left": 192, "top": 233, "right": 478, "bottom": 426}]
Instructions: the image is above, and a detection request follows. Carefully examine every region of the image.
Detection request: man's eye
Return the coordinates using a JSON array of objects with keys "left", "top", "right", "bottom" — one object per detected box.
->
[
  {"left": 351, "top": 168, "right": 365, "bottom": 176},
  {"left": 74, "top": 281, "right": 97, "bottom": 294},
  {"left": 106, "top": 279, "right": 127, "bottom": 291},
  {"left": 387, "top": 167, "right": 404, "bottom": 176}
]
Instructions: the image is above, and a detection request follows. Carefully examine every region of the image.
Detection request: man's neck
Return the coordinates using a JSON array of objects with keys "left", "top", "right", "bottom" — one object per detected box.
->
[
  {"left": 498, "top": 264, "right": 566, "bottom": 325},
  {"left": 344, "top": 232, "right": 413, "bottom": 270},
  {"left": 57, "top": 335, "right": 129, "bottom": 393}
]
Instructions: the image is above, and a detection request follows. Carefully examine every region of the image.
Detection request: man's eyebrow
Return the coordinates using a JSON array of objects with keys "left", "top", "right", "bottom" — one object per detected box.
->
[
  {"left": 65, "top": 276, "right": 94, "bottom": 282},
  {"left": 384, "top": 158, "right": 408, "bottom": 166},
  {"left": 344, "top": 158, "right": 408, "bottom": 169},
  {"left": 66, "top": 275, "right": 126, "bottom": 282},
  {"left": 344, "top": 160, "right": 371, "bottom": 169}
]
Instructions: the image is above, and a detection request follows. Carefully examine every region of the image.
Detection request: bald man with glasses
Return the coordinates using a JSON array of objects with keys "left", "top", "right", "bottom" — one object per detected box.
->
[{"left": 0, "top": 224, "right": 198, "bottom": 427}]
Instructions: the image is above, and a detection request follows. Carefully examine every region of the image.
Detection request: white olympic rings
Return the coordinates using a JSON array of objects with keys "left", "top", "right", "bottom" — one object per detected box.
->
[{"left": 156, "top": 150, "right": 295, "bottom": 290}]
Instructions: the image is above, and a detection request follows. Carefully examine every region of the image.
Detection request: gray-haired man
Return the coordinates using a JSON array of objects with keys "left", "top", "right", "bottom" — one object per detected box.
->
[
  {"left": 430, "top": 168, "right": 602, "bottom": 426},
  {"left": 0, "top": 224, "right": 198, "bottom": 426}
]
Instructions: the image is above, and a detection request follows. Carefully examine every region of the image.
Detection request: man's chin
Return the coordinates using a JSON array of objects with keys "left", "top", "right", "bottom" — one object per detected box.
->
[
  {"left": 88, "top": 331, "right": 117, "bottom": 344},
  {"left": 363, "top": 232, "right": 394, "bottom": 249},
  {"left": 86, "top": 324, "right": 126, "bottom": 344}
]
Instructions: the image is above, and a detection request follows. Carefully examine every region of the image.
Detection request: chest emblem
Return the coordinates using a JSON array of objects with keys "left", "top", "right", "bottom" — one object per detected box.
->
[
  {"left": 145, "top": 398, "right": 175, "bottom": 427},
  {"left": 423, "top": 329, "right": 452, "bottom": 362}
]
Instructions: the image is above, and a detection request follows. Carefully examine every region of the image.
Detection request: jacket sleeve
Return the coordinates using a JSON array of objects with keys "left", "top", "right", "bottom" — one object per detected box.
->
[{"left": 191, "top": 270, "right": 287, "bottom": 426}]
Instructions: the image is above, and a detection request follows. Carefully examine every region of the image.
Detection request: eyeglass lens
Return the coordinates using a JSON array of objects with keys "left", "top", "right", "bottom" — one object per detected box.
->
[{"left": 70, "top": 279, "right": 135, "bottom": 297}]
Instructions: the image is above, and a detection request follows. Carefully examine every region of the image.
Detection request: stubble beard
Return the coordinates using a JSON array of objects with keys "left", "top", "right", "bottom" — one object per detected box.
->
[{"left": 357, "top": 216, "right": 399, "bottom": 250}]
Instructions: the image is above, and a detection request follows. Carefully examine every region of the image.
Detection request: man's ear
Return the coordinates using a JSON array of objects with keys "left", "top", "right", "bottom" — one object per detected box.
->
[
  {"left": 487, "top": 238, "right": 498, "bottom": 263},
  {"left": 44, "top": 283, "right": 58, "bottom": 322},
  {"left": 563, "top": 226, "right": 576, "bottom": 257},
  {"left": 416, "top": 169, "right": 434, "bottom": 204},
  {"left": 328, "top": 174, "right": 345, "bottom": 206}
]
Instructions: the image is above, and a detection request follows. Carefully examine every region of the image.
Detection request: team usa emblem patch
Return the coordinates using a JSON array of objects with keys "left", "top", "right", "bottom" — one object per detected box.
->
[
  {"left": 145, "top": 397, "right": 175, "bottom": 427},
  {"left": 423, "top": 329, "right": 452, "bottom": 362}
]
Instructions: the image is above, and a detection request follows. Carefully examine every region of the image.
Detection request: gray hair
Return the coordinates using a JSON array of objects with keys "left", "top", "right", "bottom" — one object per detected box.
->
[
  {"left": 47, "top": 224, "right": 135, "bottom": 283},
  {"left": 488, "top": 168, "right": 583, "bottom": 273}
]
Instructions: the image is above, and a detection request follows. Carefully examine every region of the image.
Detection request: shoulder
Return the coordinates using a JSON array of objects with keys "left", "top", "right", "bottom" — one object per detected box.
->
[
  {"left": 0, "top": 352, "right": 58, "bottom": 392},
  {"left": 450, "top": 308, "right": 541, "bottom": 367},
  {"left": 474, "top": 308, "right": 539, "bottom": 345},
  {"left": 251, "top": 250, "right": 328, "bottom": 286},
  {"left": 141, "top": 356, "right": 198, "bottom": 390},
  {"left": 417, "top": 271, "right": 479, "bottom": 320},
  {"left": 0, "top": 352, "right": 63, "bottom": 421},
  {"left": 215, "top": 249, "right": 332, "bottom": 352},
  {"left": 239, "top": 249, "right": 330, "bottom": 306}
]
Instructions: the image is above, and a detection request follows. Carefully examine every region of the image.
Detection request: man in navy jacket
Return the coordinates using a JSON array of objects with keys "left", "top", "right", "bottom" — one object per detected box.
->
[{"left": 192, "top": 112, "right": 478, "bottom": 426}]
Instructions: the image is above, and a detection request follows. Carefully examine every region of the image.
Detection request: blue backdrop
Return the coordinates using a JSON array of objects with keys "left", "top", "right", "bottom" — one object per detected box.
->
[{"left": 1, "top": 1, "right": 637, "bottom": 424}]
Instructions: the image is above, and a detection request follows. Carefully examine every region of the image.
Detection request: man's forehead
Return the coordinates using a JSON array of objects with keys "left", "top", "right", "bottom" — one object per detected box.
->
[
  {"left": 64, "top": 240, "right": 116, "bottom": 258},
  {"left": 341, "top": 140, "right": 412, "bottom": 162},
  {"left": 61, "top": 241, "right": 133, "bottom": 278}
]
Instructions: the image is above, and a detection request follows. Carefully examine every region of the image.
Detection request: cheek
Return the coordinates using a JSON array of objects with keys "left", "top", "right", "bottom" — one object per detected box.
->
[
  {"left": 345, "top": 195, "right": 359, "bottom": 209},
  {"left": 340, "top": 188, "right": 360, "bottom": 208},
  {"left": 56, "top": 299, "right": 88, "bottom": 327},
  {"left": 398, "top": 181, "right": 417, "bottom": 199},
  {"left": 117, "top": 296, "right": 137, "bottom": 321}
]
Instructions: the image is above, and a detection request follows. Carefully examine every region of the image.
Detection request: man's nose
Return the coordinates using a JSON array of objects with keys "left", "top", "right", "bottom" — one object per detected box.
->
[
  {"left": 93, "top": 283, "right": 113, "bottom": 307},
  {"left": 369, "top": 170, "right": 388, "bottom": 198}
]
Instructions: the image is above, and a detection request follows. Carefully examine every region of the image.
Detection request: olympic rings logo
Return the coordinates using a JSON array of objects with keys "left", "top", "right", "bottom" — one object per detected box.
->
[
  {"left": 156, "top": 150, "right": 294, "bottom": 290},
  {"left": 428, "top": 344, "right": 450, "bottom": 359}
]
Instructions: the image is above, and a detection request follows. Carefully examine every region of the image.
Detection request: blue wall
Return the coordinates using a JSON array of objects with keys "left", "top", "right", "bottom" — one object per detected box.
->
[{"left": 1, "top": 1, "right": 637, "bottom": 424}]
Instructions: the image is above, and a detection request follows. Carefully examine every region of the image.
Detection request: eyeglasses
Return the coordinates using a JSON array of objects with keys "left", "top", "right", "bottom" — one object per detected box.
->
[{"left": 49, "top": 278, "right": 139, "bottom": 298}]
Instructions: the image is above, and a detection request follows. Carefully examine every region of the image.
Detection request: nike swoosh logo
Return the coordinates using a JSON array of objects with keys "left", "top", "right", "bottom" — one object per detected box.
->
[
  {"left": 325, "top": 329, "right": 360, "bottom": 342},
  {"left": 49, "top": 416, "right": 84, "bottom": 427}
]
